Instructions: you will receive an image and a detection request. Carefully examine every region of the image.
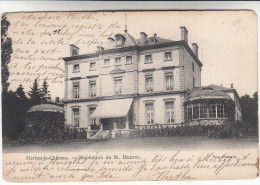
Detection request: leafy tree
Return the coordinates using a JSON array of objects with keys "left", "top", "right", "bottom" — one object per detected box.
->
[
  {"left": 1, "top": 15, "right": 13, "bottom": 92},
  {"left": 240, "top": 92, "right": 258, "bottom": 127},
  {"left": 29, "top": 79, "right": 42, "bottom": 106}
]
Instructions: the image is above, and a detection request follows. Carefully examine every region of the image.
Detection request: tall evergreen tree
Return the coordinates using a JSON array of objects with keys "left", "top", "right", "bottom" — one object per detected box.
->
[
  {"left": 29, "top": 79, "right": 42, "bottom": 105},
  {"left": 16, "top": 84, "right": 27, "bottom": 100},
  {"left": 41, "top": 79, "right": 50, "bottom": 103}
]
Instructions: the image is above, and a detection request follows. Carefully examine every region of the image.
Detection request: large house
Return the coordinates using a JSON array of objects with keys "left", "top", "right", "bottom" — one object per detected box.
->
[{"left": 62, "top": 26, "right": 241, "bottom": 134}]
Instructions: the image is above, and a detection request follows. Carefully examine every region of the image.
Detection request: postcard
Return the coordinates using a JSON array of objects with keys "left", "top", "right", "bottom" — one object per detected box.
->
[{"left": 1, "top": 10, "right": 258, "bottom": 182}]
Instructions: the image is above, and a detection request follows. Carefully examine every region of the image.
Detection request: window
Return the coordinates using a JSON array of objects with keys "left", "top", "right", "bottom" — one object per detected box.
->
[
  {"left": 73, "top": 108, "right": 79, "bottom": 127},
  {"left": 114, "top": 78, "right": 122, "bottom": 95},
  {"left": 72, "top": 48, "right": 78, "bottom": 56},
  {"left": 193, "top": 77, "right": 195, "bottom": 88},
  {"left": 192, "top": 62, "right": 195, "bottom": 71},
  {"left": 73, "top": 64, "right": 80, "bottom": 72},
  {"left": 164, "top": 52, "right": 172, "bottom": 61},
  {"left": 115, "top": 57, "right": 121, "bottom": 66},
  {"left": 193, "top": 104, "right": 200, "bottom": 119},
  {"left": 146, "top": 103, "right": 154, "bottom": 124},
  {"left": 145, "top": 55, "right": 152, "bottom": 64},
  {"left": 126, "top": 56, "right": 132, "bottom": 64},
  {"left": 165, "top": 73, "right": 173, "bottom": 90},
  {"left": 145, "top": 75, "right": 153, "bottom": 92},
  {"left": 89, "top": 107, "right": 96, "bottom": 128},
  {"left": 90, "top": 62, "right": 96, "bottom": 71},
  {"left": 199, "top": 104, "right": 208, "bottom": 118},
  {"left": 209, "top": 104, "right": 216, "bottom": 118},
  {"left": 217, "top": 104, "right": 225, "bottom": 118},
  {"left": 89, "top": 81, "right": 96, "bottom": 98},
  {"left": 73, "top": 82, "right": 79, "bottom": 99},
  {"left": 165, "top": 101, "right": 174, "bottom": 123},
  {"left": 104, "top": 59, "right": 110, "bottom": 66}
]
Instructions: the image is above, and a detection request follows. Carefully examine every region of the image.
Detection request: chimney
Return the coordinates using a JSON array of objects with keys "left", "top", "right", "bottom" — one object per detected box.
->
[
  {"left": 69, "top": 44, "right": 79, "bottom": 56},
  {"left": 97, "top": 45, "right": 104, "bottom": 51},
  {"left": 55, "top": 97, "right": 60, "bottom": 103},
  {"left": 180, "top": 26, "right": 188, "bottom": 43},
  {"left": 140, "top": 32, "right": 147, "bottom": 45},
  {"left": 192, "top": 43, "right": 199, "bottom": 57},
  {"left": 231, "top": 83, "right": 234, "bottom": 88}
]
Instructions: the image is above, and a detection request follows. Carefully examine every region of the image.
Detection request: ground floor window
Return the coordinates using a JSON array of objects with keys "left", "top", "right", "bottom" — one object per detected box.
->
[
  {"left": 165, "top": 101, "right": 174, "bottom": 123},
  {"left": 89, "top": 107, "right": 96, "bottom": 127},
  {"left": 209, "top": 104, "right": 216, "bottom": 118},
  {"left": 146, "top": 103, "right": 154, "bottom": 124},
  {"left": 73, "top": 108, "right": 80, "bottom": 127},
  {"left": 186, "top": 103, "right": 227, "bottom": 120}
]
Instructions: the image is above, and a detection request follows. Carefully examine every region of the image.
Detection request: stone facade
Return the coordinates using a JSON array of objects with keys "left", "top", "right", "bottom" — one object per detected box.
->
[{"left": 62, "top": 27, "right": 202, "bottom": 130}]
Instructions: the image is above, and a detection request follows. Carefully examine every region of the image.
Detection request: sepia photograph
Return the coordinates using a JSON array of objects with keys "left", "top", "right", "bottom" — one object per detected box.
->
[{"left": 1, "top": 10, "right": 259, "bottom": 182}]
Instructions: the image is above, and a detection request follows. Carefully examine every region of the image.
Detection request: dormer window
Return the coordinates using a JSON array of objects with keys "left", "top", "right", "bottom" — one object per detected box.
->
[
  {"left": 115, "top": 34, "right": 125, "bottom": 46},
  {"left": 150, "top": 37, "right": 157, "bottom": 43}
]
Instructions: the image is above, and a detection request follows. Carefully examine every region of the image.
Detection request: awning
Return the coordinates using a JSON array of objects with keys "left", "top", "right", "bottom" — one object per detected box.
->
[{"left": 90, "top": 98, "right": 133, "bottom": 118}]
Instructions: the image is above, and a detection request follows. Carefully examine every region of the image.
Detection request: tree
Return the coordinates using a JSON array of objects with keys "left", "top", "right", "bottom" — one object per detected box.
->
[
  {"left": 28, "top": 79, "right": 42, "bottom": 106},
  {"left": 1, "top": 15, "right": 13, "bottom": 92},
  {"left": 16, "top": 84, "right": 27, "bottom": 100},
  {"left": 240, "top": 92, "right": 258, "bottom": 127},
  {"left": 41, "top": 79, "right": 50, "bottom": 103}
]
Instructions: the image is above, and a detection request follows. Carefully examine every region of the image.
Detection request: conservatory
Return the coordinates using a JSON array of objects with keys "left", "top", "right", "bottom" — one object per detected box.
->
[{"left": 184, "top": 86, "right": 237, "bottom": 126}]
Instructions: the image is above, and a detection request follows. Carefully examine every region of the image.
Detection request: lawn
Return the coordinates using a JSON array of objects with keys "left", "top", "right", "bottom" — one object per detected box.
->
[{"left": 3, "top": 136, "right": 258, "bottom": 153}]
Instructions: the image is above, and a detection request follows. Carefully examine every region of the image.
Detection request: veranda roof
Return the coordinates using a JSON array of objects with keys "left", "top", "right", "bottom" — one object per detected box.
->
[
  {"left": 28, "top": 103, "right": 64, "bottom": 113},
  {"left": 91, "top": 98, "right": 133, "bottom": 118}
]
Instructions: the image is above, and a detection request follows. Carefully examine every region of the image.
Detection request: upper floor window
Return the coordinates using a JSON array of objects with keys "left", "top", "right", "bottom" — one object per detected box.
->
[
  {"left": 165, "top": 72, "right": 173, "bottom": 90},
  {"left": 73, "top": 82, "right": 79, "bottom": 99},
  {"left": 114, "top": 78, "right": 122, "bottom": 95},
  {"left": 126, "top": 56, "right": 133, "bottom": 64},
  {"left": 192, "top": 62, "right": 195, "bottom": 71},
  {"left": 89, "top": 81, "right": 96, "bottom": 98},
  {"left": 193, "top": 77, "right": 195, "bottom": 88},
  {"left": 145, "top": 55, "right": 152, "bottom": 64},
  {"left": 165, "top": 101, "right": 174, "bottom": 124},
  {"left": 104, "top": 59, "right": 110, "bottom": 67},
  {"left": 145, "top": 74, "right": 153, "bottom": 92},
  {"left": 164, "top": 52, "right": 172, "bottom": 61},
  {"left": 145, "top": 103, "right": 154, "bottom": 124},
  {"left": 115, "top": 57, "right": 121, "bottom": 66},
  {"left": 73, "top": 64, "right": 80, "bottom": 72},
  {"left": 90, "top": 62, "right": 96, "bottom": 71},
  {"left": 73, "top": 108, "right": 80, "bottom": 127}
]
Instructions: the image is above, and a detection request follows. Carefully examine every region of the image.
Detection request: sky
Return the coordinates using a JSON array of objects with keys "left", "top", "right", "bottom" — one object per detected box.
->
[{"left": 6, "top": 11, "right": 258, "bottom": 98}]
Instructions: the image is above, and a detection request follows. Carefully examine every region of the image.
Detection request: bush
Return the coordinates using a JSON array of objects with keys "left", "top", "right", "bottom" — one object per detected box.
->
[
  {"left": 19, "top": 111, "right": 65, "bottom": 144},
  {"left": 130, "top": 121, "right": 250, "bottom": 139}
]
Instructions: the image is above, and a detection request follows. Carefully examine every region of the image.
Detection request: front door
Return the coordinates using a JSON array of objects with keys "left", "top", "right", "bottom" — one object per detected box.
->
[{"left": 101, "top": 118, "right": 113, "bottom": 130}]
